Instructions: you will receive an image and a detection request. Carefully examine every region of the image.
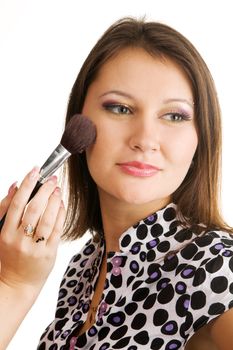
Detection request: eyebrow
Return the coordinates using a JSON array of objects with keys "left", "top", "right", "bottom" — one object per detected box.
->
[
  {"left": 163, "top": 98, "right": 194, "bottom": 108},
  {"left": 99, "top": 91, "right": 194, "bottom": 108},
  {"left": 99, "top": 90, "right": 134, "bottom": 99}
]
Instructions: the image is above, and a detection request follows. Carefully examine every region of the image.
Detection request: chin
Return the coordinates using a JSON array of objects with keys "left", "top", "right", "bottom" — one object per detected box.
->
[{"left": 117, "top": 192, "right": 162, "bottom": 206}]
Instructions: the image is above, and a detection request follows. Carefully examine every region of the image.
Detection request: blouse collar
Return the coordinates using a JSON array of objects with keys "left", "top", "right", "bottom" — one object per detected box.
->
[{"left": 99, "top": 202, "right": 184, "bottom": 255}]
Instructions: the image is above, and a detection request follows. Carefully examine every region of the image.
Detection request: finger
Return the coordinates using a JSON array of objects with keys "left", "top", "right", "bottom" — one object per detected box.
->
[
  {"left": 20, "top": 176, "right": 58, "bottom": 234},
  {"left": 33, "top": 187, "right": 62, "bottom": 242},
  {"left": 47, "top": 200, "right": 66, "bottom": 246},
  {"left": 4, "top": 167, "right": 40, "bottom": 229},
  {"left": 0, "top": 182, "right": 18, "bottom": 219}
]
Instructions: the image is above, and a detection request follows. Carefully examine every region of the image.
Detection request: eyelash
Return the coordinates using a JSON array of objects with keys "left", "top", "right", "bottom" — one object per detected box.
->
[
  {"left": 163, "top": 112, "right": 192, "bottom": 123},
  {"left": 102, "top": 103, "right": 191, "bottom": 122},
  {"left": 103, "top": 103, "right": 131, "bottom": 115}
]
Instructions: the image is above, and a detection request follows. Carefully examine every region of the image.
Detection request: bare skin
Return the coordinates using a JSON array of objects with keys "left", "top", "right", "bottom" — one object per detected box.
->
[
  {"left": 184, "top": 320, "right": 218, "bottom": 350},
  {"left": 0, "top": 168, "right": 65, "bottom": 349}
]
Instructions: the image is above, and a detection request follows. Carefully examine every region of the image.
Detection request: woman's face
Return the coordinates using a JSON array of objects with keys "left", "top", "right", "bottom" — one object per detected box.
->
[{"left": 82, "top": 47, "right": 198, "bottom": 212}]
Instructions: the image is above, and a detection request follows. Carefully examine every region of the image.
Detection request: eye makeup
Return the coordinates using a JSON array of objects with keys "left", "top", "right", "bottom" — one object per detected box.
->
[
  {"left": 160, "top": 104, "right": 194, "bottom": 121},
  {"left": 162, "top": 111, "right": 192, "bottom": 123},
  {"left": 102, "top": 101, "right": 133, "bottom": 115}
]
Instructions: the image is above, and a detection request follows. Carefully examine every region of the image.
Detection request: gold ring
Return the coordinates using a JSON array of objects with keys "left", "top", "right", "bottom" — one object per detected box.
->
[{"left": 23, "top": 224, "right": 35, "bottom": 237}]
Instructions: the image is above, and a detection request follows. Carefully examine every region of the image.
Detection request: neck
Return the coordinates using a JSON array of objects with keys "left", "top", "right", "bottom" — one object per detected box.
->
[{"left": 99, "top": 194, "right": 171, "bottom": 252}]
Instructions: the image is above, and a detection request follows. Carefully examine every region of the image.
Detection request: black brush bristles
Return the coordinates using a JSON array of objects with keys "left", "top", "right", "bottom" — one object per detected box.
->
[{"left": 61, "top": 114, "right": 96, "bottom": 154}]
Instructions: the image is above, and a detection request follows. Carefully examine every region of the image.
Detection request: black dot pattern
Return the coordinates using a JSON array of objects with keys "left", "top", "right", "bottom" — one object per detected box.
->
[{"left": 37, "top": 203, "right": 233, "bottom": 349}]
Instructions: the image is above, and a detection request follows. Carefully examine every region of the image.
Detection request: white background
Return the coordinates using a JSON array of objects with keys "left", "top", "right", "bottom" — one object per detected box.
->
[{"left": 0, "top": 0, "right": 233, "bottom": 348}]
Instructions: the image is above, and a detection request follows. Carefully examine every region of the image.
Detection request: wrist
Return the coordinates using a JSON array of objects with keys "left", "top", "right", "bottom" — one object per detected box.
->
[
  {"left": 0, "top": 276, "right": 43, "bottom": 303},
  {"left": 0, "top": 275, "right": 43, "bottom": 350}
]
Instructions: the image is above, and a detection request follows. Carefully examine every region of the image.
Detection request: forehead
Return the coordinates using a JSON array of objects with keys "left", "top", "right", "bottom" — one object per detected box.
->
[{"left": 90, "top": 47, "right": 193, "bottom": 101}]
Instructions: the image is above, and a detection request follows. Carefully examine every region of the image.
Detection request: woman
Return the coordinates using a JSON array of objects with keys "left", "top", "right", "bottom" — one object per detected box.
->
[
  {"left": 1, "top": 16, "right": 233, "bottom": 349},
  {"left": 0, "top": 169, "right": 65, "bottom": 350},
  {"left": 36, "top": 17, "right": 233, "bottom": 349}
]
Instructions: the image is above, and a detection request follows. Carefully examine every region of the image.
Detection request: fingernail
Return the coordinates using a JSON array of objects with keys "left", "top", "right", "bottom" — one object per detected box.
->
[
  {"left": 54, "top": 187, "right": 61, "bottom": 195},
  {"left": 47, "top": 175, "right": 57, "bottom": 185},
  {"left": 29, "top": 166, "right": 40, "bottom": 180},
  {"left": 60, "top": 200, "right": 65, "bottom": 208},
  {"left": 8, "top": 181, "right": 18, "bottom": 195}
]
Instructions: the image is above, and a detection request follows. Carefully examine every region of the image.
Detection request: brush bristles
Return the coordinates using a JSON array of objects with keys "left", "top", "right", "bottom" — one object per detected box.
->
[{"left": 60, "top": 114, "right": 96, "bottom": 154}]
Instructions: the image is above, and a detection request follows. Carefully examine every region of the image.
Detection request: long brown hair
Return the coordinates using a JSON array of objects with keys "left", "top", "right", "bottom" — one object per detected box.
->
[{"left": 62, "top": 17, "right": 233, "bottom": 240}]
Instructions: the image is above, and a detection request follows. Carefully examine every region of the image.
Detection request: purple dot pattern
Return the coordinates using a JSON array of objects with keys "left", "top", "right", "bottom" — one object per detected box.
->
[{"left": 38, "top": 203, "right": 233, "bottom": 349}]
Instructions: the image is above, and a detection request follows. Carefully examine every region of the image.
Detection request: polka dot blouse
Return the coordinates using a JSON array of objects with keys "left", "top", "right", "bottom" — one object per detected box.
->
[{"left": 38, "top": 203, "right": 233, "bottom": 350}]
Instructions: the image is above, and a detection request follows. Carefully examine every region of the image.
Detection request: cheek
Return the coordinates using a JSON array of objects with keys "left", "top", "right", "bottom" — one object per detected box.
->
[
  {"left": 86, "top": 128, "right": 113, "bottom": 174},
  {"left": 86, "top": 120, "right": 126, "bottom": 163},
  {"left": 86, "top": 145, "right": 103, "bottom": 185},
  {"left": 87, "top": 122, "right": 105, "bottom": 152},
  {"left": 86, "top": 143, "right": 102, "bottom": 173},
  {"left": 166, "top": 130, "right": 198, "bottom": 166}
]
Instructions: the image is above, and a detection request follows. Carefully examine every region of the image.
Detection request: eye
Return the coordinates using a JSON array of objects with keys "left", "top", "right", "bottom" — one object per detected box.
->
[
  {"left": 162, "top": 112, "right": 191, "bottom": 122},
  {"left": 103, "top": 103, "right": 131, "bottom": 115}
]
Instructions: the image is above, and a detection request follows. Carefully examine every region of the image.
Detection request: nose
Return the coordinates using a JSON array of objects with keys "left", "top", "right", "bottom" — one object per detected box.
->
[{"left": 129, "top": 118, "right": 160, "bottom": 153}]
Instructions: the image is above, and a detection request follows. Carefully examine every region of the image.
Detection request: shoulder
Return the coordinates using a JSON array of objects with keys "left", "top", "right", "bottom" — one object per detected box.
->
[
  {"left": 64, "top": 237, "right": 97, "bottom": 273},
  {"left": 208, "top": 307, "right": 233, "bottom": 350},
  {"left": 185, "top": 309, "right": 233, "bottom": 350},
  {"left": 183, "top": 230, "right": 233, "bottom": 348},
  {"left": 191, "top": 230, "right": 233, "bottom": 318},
  {"left": 190, "top": 229, "right": 233, "bottom": 287},
  {"left": 192, "top": 229, "right": 233, "bottom": 262},
  {"left": 179, "top": 229, "right": 233, "bottom": 272},
  {"left": 194, "top": 229, "right": 233, "bottom": 247},
  {"left": 57, "top": 236, "right": 98, "bottom": 293}
]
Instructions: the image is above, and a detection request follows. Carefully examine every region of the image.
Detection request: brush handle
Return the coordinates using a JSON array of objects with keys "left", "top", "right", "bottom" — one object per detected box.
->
[
  {"left": 0, "top": 181, "right": 42, "bottom": 232},
  {"left": 0, "top": 144, "right": 71, "bottom": 233}
]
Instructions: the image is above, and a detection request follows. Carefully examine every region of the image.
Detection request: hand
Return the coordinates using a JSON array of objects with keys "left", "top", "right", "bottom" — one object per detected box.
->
[
  {"left": 0, "top": 181, "right": 18, "bottom": 220},
  {"left": 0, "top": 167, "right": 66, "bottom": 296}
]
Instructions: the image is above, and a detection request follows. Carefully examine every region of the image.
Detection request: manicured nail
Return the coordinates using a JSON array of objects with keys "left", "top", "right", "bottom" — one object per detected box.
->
[
  {"left": 53, "top": 187, "right": 61, "bottom": 195},
  {"left": 47, "top": 175, "right": 57, "bottom": 185},
  {"left": 29, "top": 166, "right": 40, "bottom": 180},
  {"left": 8, "top": 181, "right": 18, "bottom": 195}
]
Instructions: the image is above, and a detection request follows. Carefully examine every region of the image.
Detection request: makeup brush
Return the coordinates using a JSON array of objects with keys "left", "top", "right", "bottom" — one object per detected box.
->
[{"left": 0, "top": 114, "right": 96, "bottom": 231}]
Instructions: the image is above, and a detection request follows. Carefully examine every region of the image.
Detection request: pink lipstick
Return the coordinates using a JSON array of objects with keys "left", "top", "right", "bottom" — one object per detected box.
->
[{"left": 117, "top": 161, "right": 160, "bottom": 177}]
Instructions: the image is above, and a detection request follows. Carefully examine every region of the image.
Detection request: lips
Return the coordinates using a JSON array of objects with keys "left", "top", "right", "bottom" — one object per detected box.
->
[{"left": 117, "top": 161, "right": 161, "bottom": 177}]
